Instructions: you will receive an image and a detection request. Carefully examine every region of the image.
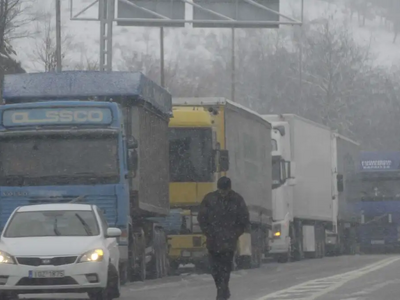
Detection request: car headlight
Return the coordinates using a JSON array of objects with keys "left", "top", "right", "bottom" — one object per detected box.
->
[
  {"left": 78, "top": 249, "right": 104, "bottom": 263},
  {"left": 0, "top": 251, "right": 15, "bottom": 265}
]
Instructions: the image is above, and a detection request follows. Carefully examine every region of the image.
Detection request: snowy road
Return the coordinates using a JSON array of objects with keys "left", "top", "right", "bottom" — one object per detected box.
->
[{"left": 20, "top": 255, "right": 400, "bottom": 300}]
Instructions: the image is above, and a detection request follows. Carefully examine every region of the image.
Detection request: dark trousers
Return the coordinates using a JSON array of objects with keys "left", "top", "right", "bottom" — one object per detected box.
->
[{"left": 209, "top": 251, "right": 234, "bottom": 297}]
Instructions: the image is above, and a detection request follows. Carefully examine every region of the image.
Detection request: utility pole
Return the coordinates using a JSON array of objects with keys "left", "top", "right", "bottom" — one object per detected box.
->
[
  {"left": 55, "top": 0, "right": 62, "bottom": 71},
  {"left": 160, "top": 27, "right": 165, "bottom": 87},
  {"left": 231, "top": 27, "right": 235, "bottom": 102}
]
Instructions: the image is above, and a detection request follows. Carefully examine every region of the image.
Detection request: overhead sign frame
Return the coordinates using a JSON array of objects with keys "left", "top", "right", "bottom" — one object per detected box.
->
[
  {"left": 69, "top": 0, "right": 303, "bottom": 71},
  {"left": 70, "top": 0, "right": 302, "bottom": 27}
]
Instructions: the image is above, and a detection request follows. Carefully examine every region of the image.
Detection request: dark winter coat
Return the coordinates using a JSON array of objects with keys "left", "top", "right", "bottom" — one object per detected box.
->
[{"left": 197, "top": 190, "right": 250, "bottom": 252}]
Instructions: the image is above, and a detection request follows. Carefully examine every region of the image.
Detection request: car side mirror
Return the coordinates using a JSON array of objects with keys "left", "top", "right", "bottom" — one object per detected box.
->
[{"left": 106, "top": 227, "right": 122, "bottom": 238}]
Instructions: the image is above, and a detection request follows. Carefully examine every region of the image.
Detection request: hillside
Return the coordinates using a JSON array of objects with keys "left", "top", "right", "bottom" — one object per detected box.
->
[{"left": 11, "top": 0, "right": 400, "bottom": 72}]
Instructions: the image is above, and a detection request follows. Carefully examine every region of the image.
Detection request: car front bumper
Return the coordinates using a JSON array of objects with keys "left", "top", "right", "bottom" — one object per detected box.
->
[{"left": 0, "top": 261, "right": 108, "bottom": 293}]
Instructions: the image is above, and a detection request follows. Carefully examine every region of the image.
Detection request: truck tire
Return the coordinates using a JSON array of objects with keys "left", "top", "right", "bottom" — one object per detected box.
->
[
  {"left": 293, "top": 222, "right": 304, "bottom": 261},
  {"left": 0, "top": 293, "right": 17, "bottom": 300},
  {"left": 119, "top": 262, "right": 128, "bottom": 285},
  {"left": 160, "top": 233, "right": 169, "bottom": 277},
  {"left": 277, "top": 246, "right": 291, "bottom": 263},
  {"left": 169, "top": 260, "right": 179, "bottom": 275},
  {"left": 148, "top": 227, "right": 169, "bottom": 279}
]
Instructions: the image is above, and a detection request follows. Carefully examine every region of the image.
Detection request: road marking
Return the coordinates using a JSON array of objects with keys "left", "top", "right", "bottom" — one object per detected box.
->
[{"left": 254, "top": 256, "right": 400, "bottom": 300}]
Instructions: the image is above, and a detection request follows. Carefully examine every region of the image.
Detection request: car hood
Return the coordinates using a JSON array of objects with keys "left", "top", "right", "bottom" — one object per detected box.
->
[{"left": 0, "top": 236, "right": 103, "bottom": 256}]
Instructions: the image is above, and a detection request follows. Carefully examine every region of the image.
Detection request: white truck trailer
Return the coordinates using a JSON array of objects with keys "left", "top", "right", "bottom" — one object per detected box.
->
[{"left": 264, "top": 114, "right": 343, "bottom": 262}]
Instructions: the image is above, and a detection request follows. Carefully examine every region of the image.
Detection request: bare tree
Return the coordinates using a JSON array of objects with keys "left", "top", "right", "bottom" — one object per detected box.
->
[
  {"left": 73, "top": 55, "right": 99, "bottom": 71},
  {"left": 0, "top": 0, "right": 34, "bottom": 93},
  {"left": 29, "top": 11, "right": 72, "bottom": 72}
]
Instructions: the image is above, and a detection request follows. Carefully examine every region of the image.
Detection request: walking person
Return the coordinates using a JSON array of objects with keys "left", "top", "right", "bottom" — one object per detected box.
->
[{"left": 197, "top": 176, "right": 250, "bottom": 300}]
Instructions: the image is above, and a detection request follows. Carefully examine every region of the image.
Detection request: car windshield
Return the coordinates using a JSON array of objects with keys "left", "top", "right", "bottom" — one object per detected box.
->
[
  {"left": 3, "top": 210, "right": 100, "bottom": 237},
  {"left": 0, "top": 133, "right": 119, "bottom": 186}
]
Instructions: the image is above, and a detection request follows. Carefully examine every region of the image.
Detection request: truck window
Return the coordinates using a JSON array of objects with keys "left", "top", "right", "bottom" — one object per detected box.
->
[
  {"left": 360, "top": 179, "right": 400, "bottom": 201},
  {"left": 169, "top": 128, "right": 213, "bottom": 182},
  {"left": 0, "top": 134, "right": 119, "bottom": 186}
]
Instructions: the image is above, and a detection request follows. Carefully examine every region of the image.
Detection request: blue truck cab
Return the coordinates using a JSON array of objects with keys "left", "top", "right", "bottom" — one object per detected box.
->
[
  {"left": 352, "top": 152, "right": 400, "bottom": 253},
  {"left": 0, "top": 71, "right": 172, "bottom": 282}
]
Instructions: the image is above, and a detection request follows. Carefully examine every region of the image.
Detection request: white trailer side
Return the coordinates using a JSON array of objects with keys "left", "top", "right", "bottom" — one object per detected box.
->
[
  {"left": 225, "top": 102, "right": 272, "bottom": 224},
  {"left": 268, "top": 114, "right": 333, "bottom": 222}
]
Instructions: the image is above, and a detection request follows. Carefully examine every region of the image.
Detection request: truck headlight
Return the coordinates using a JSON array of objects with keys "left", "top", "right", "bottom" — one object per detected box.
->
[
  {"left": 273, "top": 224, "right": 282, "bottom": 238},
  {"left": 0, "top": 251, "right": 15, "bottom": 264},
  {"left": 78, "top": 249, "right": 104, "bottom": 263}
]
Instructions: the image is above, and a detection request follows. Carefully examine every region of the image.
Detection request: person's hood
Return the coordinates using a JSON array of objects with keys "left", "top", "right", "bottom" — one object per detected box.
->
[{"left": 0, "top": 236, "right": 103, "bottom": 256}]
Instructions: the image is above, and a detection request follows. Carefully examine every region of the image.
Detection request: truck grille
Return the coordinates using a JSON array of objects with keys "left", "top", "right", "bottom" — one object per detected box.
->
[{"left": 16, "top": 256, "right": 77, "bottom": 266}]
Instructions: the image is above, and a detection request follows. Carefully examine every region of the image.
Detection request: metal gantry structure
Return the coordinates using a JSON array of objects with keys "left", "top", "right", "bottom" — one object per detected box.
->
[{"left": 70, "top": 0, "right": 303, "bottom": 71}]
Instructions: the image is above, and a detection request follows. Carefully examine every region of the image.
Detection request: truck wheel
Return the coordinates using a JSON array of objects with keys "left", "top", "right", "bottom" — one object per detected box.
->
[
  {"left": 148, "top": 228, "right": 166, "bottom": 279},
  {"left": 138, "top": 251, "right": 147, "bottom": 281},
  {"left": 160, "top": 238, "right": 169, "bottom": 277},
  {"left": 278, "top": 246, "right": 291, "bottom": 263},
  {"left": 0, "top": 293, "right": 18, "bottom": 300},
  {"left": 169, "top": 260, "right": 179, "bottom": 275},
  {"left": 119, "top": 263, "right": 128, "bottom": 285}
]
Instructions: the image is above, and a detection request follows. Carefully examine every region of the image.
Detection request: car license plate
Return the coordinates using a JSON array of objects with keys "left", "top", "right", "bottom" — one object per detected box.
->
[
  {"left": 182, "top": 251, "right": 191, "bottom": 257},
  {"left": 28, "top": 270, "right": 65, "bottom": 278},
  {"left": 371, "top": 240, "right": 385, "bottom": 245}
]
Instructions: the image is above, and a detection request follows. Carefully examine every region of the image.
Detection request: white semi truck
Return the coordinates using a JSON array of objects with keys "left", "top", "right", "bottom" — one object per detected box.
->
[{"left": 264, "top": 114, "right": 359, "bottom": 262}]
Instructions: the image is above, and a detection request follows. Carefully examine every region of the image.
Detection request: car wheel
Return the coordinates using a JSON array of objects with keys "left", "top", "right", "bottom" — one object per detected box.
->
[
  {"left": 89, "top": 265, "right": 120, "bottom": 300},
  {"left": 88, "top": 288, "right": 109, "bottom": 300}
]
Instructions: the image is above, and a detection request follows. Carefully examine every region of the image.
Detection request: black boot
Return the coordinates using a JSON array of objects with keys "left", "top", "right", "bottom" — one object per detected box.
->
[
  {"left": 224, "top": 286, "right": 231, "bottom": 299},
  {"left": 216, "top": 287, "right": 226, "bottom": 300}
]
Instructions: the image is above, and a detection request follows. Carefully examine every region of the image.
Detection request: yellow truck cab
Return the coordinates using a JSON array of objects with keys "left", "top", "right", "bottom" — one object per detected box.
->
[
  {"left": 167, "top": 98, "right": 272, "bottom": 272},
  {"left": 168, "top": 106, "right": 224, "bottom": 272}
]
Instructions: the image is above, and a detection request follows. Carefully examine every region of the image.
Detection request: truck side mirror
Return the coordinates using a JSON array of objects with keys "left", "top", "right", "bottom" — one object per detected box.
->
[
  {"left": 286, "top": 161, "right": 296, "bottom": 186},
  {"left": 284, "top": 161, "right": 291, "bottom": 180},
  {"left": 273, "top": 125, "right": 285, "bottom": 136},
  {"left": 127, "top": 136, "right": 138, "bottom": 149},
  {"left": 337, "top": 174, "right": 344, "bottom": 193},
  {"left": 219, "top": 150, "right": 229, "bottom": 172},
  {"left": 211, "top": 154, "right": 217, "bottom": 173},
  {"left": 128, "top": 149, "right": 138, "bottom": 174}
]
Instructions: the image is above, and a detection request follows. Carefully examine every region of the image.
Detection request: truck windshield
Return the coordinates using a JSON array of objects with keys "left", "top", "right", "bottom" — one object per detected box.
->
[
  {"left": 169, "top": 128, "right": 213, "bottom": 182},
  {"left": 4, "top": 210, "right": 100, "bottom": 237},
  {"left": 0, "top": 134, "right": 119, "bottom": 186},
  {"left": 359, "top": 179, "right": 400, "bottom": 201}
]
